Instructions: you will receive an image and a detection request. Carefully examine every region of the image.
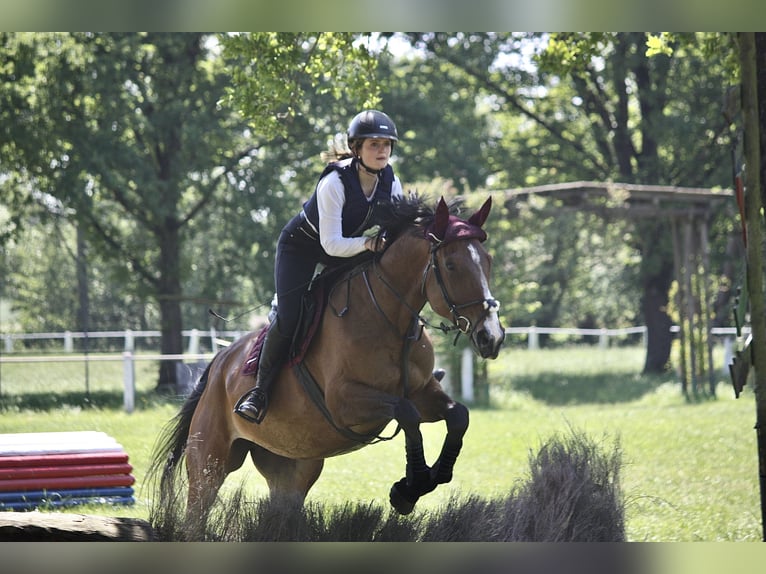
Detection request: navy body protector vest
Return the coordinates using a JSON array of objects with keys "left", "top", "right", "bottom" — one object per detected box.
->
[{"left": 302, "top": 157, "right": 395, "bottom": 238}]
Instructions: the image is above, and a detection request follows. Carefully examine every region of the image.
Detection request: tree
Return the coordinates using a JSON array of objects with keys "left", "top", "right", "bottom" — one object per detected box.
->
[{"left": 537, "top": 33, "right": 735, "bottom": 372}]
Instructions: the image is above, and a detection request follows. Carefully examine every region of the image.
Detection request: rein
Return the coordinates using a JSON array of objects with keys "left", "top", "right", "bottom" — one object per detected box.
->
[{"left": 293, "top": 361, "right": 400, "bottom": 445}]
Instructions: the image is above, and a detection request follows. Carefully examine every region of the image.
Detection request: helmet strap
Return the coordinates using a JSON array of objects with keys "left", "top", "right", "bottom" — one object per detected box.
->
[{"left": 357, "top": 156, "right": 383, "bottom": 176}]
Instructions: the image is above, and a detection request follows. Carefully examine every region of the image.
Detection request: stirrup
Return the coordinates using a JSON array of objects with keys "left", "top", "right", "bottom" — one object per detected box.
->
[{"left": 234, "top": 389, "right": 268, "bottom": 424}]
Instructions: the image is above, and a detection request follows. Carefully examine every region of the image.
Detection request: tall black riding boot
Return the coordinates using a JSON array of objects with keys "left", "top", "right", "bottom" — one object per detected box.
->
[{"left": 234, "top": 326, "right": 291, "bottom": 424}]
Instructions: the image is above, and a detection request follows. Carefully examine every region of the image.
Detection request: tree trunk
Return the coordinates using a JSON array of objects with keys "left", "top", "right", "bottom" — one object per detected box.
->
[
  {"left": 0, "top": 512, "right": 155, "bottom": 541},
  {"left": 76, "top": 223, "right": 89, "bottom": 348},
  {"left": 156, "top": 225, "right": 183, "bottom": 392},
  {"left": 639, "top": 222, "right": 675, "bottom": 373},
  {"left": 631, "top": 34, "right": 674, "bottom": 375},
  {"left": 740, "top": 29, "right": 766, "bottom": 543},
  {"left": 642, "top": 275, "right": 673, "bottom": 373}
]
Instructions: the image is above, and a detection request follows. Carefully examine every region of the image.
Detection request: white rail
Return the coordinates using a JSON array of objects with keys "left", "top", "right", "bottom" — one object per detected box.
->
[
  {"left": 1, "top": 326, "right": 746, "bottom": 412},
  {"left": 1, "top": 324, "right": 746, "bottom": 353}
]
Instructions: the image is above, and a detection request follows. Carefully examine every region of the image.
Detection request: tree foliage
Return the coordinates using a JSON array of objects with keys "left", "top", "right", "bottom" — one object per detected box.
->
[
  {"left": 0, "top": 33, "right": 379, "bottom": 388},
  {"left": 1, "top": 32, "right": 743, "bottom": 386},
  {"left": 401, "top": 32, "right": 738, "bottom": 372},
  {"left": 220, "top": 33, "right": 380, "bottom": 140}
]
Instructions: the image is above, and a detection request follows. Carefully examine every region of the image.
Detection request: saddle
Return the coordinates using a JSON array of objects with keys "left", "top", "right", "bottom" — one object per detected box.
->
[
  {"left": 241, "top": 256, "right": 371, "bottom": 376},
  {"left": 240, "top": 252, "right": 402, "bottom": 444}
]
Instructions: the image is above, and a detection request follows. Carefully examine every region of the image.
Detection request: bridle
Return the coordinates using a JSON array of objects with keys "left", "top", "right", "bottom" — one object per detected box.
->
[
  {"left": 356, "top": 235, "right": 500, "bottom": 345},
  {"left": 421, "top": 236, "right": 500, "bottom": 342}
]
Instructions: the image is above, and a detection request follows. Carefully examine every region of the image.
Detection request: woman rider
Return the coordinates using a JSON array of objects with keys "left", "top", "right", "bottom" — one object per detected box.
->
[{"left": 235, "top": 110, "right": 403, "bottom": 423}]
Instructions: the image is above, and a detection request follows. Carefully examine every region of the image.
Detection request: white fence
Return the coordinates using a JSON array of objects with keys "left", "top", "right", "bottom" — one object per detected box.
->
[
  {"left": 2, "top": 328, "right": 245, "bottom": 355},
  {"left": 2, "top": 325, "right": 746, "bottom": 354},
  {"left": 0, "top": 325, "right": 745, "bottom": 412}
]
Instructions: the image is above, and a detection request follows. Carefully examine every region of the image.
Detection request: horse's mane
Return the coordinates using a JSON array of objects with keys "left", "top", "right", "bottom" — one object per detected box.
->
[{"left": 373, "top": 193, "right": 464, "bottom": 245}]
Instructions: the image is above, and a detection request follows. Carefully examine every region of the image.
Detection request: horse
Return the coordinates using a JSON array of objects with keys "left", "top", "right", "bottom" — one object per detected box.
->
[{"left": 150, "top": 194, "right": 505, "bottom": 524}]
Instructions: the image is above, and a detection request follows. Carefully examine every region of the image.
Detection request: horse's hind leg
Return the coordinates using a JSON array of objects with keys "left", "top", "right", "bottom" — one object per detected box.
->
[
  {"left": 249, "top": 445, "right": 324, "bottom": 507},
  {"left": 184, "top": 421, "right": 249, "bottom": 527},
  {"left": 183, "top": 434, "right": 231, "bottom": 527}
]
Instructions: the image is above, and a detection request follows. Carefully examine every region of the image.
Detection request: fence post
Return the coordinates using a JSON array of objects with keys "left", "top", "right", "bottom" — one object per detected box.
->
[
  {"left": 599, "top": 328, "right": 608, "bottom": 349},
  {"left": 4, "top": 335, "right": 12, "bottom": 353},
  {"left": 64, "top": 331, "right": 73, "bottom": 353},
  {"left": 123, "top": 351, "right": 135, "bottom": 414},
  {"left": 210, "top": 327, "right": 218, "bottom": 353},
  {"left": 461, "top": 347, "right": 474, "bottom": 403},
  {"left": 124, "top": 329, "right": 134, "bottom": 352},
  {"left": 528, "top": 325, "right": 539, "bottom": 350},
  {"left": 435, "top": 353, "right": 451, "bottom": 391},
  {"left": 188, "top": 328, "right": 200, "bottom": 355}
]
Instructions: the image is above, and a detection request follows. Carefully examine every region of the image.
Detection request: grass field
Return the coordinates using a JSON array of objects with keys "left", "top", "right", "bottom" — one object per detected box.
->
[{"left": 0, "top": 344, "right": 761, "bottom": 541}]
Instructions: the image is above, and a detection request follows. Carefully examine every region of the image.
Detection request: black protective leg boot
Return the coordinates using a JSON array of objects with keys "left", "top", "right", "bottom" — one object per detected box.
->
[{"left": 235, "top": 327, "right": 291, "bottom": 424}]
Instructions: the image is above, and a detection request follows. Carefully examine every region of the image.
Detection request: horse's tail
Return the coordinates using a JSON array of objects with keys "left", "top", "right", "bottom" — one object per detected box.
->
[{"left": 148, "top": 360, "right": 213, "bottom": 497}]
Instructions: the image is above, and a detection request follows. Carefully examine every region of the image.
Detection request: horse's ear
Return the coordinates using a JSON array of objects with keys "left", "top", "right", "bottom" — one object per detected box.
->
[
  {"left": 432, "top": 196, "right": 450, "bottom": 240},
  {"left": 468, "top": 196, "right": 492, "bottom": 228}
]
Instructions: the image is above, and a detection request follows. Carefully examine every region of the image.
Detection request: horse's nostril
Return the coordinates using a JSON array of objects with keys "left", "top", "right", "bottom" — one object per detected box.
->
[{"left": 475, "top": 329, "right": 493, "bottom": 351}]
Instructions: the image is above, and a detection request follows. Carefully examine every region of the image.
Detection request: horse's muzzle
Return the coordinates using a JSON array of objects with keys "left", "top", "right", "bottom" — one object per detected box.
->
[{"left": 472, "top": 318, "right": 505, "bottom": 359}]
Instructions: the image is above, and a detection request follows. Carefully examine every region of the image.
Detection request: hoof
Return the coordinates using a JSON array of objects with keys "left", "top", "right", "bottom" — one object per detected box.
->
[{"left": 389, "top": 482, "right": 417, "bottom": 515}]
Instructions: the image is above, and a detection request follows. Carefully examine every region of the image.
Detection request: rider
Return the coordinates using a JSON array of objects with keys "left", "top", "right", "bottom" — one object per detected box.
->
[{"left": 235, "top": 110, "right": 404, "bottom": 423}]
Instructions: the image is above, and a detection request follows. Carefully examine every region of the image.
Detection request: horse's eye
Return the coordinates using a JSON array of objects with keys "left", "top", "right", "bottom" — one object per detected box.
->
[{"left": 445, "top": 260, "right": 456, "bottom": 272}]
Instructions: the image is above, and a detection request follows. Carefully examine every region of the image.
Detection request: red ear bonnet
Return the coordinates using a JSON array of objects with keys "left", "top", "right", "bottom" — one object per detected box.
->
[{"left": 425, "top": 196, "right": 491, "bottom": 244}]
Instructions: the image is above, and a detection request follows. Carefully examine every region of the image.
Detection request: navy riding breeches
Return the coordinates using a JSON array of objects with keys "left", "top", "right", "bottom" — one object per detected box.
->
[{"left": 271, "top": 213, "right": 325, "bottom": 340}]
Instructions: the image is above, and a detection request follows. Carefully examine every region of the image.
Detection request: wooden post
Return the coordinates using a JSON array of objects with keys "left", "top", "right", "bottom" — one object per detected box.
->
[
  {"left": 124, "top": 329, "right": 134, "bottom": 352},
  {"left": 683, "top": 218, "right": 698, "bottom": 396},
  {"left": 700, "top": 218, "right": 716, "bottom": 395},
  {"left": 671, "top": 217, "right": 688, "bottom": 395},
  {"left": 739, "top": 31, "right": 766, "bottom": 541},
  {"left": 188, "top": 328, "right": 200, "bottom": 355},
  {"left": 528, "top": 325, "right": 539, "bottom": 350}
]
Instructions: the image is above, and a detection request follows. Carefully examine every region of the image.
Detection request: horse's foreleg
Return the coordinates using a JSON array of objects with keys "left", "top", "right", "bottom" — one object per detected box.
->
[
  {"left": 429, "top": 400, "right": 469, "bottom": 485},
  {"left": 389, "top": 398, "right": 434, "bottom": 515},
  {"left": 325, "top": 380, "right": 432, "bottom": 515},
  {"left": 389, "top": 381, "right": 471, "bottom": 514}
]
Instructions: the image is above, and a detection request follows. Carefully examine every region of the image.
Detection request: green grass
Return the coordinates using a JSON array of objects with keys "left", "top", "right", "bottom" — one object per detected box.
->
[{"left": 0, "top": 345, "right": 761, "bottom": 541}]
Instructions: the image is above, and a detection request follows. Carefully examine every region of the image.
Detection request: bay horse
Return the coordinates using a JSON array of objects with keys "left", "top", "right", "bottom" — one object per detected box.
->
[{"left": 150, "top": 194, "right": 505, "bottom": 523}]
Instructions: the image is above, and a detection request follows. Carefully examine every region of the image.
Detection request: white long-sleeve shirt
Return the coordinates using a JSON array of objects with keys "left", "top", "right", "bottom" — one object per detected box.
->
[{"left": 315, "top": 170, "right": 403, "bottom": 258}]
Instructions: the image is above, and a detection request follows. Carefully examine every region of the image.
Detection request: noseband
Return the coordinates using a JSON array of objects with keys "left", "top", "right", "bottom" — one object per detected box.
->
[{"left": 422, "top": 239, "right": 500, "bottom": 341}]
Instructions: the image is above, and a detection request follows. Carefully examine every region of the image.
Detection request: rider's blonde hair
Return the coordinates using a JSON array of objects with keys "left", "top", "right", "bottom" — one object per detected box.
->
[{"left": 320, "top": 133, "right": 360, "bottom": 163}]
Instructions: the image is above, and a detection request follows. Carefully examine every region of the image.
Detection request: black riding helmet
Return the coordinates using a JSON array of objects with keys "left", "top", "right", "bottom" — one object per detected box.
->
[{"left": 347, "top": 110, "right": 399, "bottom": 148}]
